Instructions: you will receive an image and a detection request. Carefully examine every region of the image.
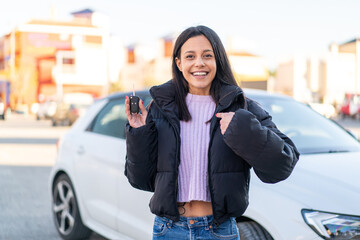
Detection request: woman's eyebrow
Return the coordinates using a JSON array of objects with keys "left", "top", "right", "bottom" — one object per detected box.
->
[
  {"left": 184, "top": 49, "right": 213, "bottom": 54},
  {"left": 184, "top": 50, "right": 195, "bottom": 54}
]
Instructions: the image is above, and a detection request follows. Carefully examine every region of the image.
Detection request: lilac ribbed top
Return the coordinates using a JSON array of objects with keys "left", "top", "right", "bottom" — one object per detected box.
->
[{"left": 177, "top": 93, "right": 216, "bottom": 203}]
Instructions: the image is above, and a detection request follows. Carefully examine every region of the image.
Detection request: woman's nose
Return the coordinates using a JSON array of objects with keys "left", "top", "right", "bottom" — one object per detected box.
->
[{"left": 195, "top": 57, "right": 205, "bottom": 67}]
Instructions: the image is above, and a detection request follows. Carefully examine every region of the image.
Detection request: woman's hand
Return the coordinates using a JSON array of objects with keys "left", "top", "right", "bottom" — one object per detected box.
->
[
  {"left": 216, "top": 112, "right": 235, "bottom": 135},
  {"left": 125, "top": 96, "right": 148, "bottom": 128}
]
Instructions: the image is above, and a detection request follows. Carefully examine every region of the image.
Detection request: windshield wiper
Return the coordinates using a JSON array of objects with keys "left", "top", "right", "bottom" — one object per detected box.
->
[
  {"left": 327, "top": 150, "right": 350, "bottom": 153},
  {"left": 299, "top": 146, "right": 360, "bottom": 154},
  {"left": 301, "top": 149, "right": 350, "bottom": 154}
]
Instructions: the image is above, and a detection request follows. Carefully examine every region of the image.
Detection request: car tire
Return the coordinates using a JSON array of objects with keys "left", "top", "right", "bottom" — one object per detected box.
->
[
  {"left": 237, "top": 221, "right": 273, "bottom": 240},
  {"left": 52, "top": 174, "right": 92, "bottom": 240}
]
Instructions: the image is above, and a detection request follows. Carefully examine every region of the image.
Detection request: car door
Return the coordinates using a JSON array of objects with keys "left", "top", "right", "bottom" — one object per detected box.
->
[
  {"left": 74, "top": 97, "right": 127, "bottom": 232},
  {"left": 114, "top": 95, "right": 154, "bottom": 239},
  {"left": 75, "top": 94, "right": 154, "bottom": 238}
]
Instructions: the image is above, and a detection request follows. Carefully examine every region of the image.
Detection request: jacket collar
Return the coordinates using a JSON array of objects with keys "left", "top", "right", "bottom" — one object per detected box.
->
[
  {"left": 149, "top": 80, "right": 179, "bottom": 127},
  {"left": 217, "top": 84, "right": 244, "bottom": 108},
  {"left": 149, "top": 80, "right": 177, "bottom": 110}
]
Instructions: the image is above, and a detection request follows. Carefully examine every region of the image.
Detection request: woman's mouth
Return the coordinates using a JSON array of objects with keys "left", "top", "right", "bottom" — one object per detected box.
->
[{"left": 192, "top": 71, "right": 208, "bottom": 76}]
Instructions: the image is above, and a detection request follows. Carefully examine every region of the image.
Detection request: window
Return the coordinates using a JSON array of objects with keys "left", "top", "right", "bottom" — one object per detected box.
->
[
  {"left": 63, "top": 57, "right": 75, "bottom": 65},
  {"left": 88, "top": 95, "right": 152, "bottom": 139},
  {"left": 254, "top": 96, "right": 360, "bottom": 154},
  {"left": 90, "top": 98, "right": 127, "bottom": 139},
  {"left": 127, "top": 48, "right": 135, "bottom": 64}
]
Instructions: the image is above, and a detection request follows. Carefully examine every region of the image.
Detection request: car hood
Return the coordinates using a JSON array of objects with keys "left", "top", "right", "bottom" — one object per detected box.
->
[{"left": 251, "top": 151, "right": 360, "bottom": 215}]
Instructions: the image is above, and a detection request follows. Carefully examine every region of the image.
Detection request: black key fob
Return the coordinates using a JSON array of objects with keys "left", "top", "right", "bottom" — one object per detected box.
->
[{"left": 129, "top": 95, "right": 140, "bottom": 114}]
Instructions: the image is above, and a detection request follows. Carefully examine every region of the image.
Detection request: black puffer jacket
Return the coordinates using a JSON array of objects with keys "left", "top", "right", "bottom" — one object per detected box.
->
[{"left": 125, "top": 80, "right": 299, "bottom": 225}]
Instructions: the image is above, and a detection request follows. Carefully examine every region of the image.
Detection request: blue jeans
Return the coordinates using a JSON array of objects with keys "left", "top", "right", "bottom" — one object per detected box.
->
[{"left": 152, "top": 215, "right": 240, "bottom": 240}]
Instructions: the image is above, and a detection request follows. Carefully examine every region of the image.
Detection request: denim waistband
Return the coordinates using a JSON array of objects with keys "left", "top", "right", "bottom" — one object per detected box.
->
[{"left": 156, "top": 215, "right": 215, "bottom": 228}]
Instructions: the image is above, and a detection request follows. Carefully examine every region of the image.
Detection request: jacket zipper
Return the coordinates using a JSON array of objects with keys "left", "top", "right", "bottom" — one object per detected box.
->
[
  {"left": 208, "top": 118, "right": 218, "bottom": 225},
  {"left": 208, "top": 91, "right": 243, "bottom": 226},
  {"left": 151, "top": 98, "right": 181, "bottom": 220},
  {"left": 151, "top": 89, "right": 244, "bottom": 224}
]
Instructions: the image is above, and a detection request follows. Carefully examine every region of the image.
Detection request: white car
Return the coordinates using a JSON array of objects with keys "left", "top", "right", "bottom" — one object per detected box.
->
[{"left": 49, "top": 89, "right": 360, "bottom": 240}]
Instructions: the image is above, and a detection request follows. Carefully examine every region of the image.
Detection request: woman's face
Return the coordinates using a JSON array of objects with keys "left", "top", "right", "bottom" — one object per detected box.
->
[{"left": 176, "top": 35, "right": 216, "bottom": 95}]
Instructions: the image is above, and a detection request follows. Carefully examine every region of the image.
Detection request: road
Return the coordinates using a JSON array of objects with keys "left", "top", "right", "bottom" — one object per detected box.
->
[
  {"left": 0, "top": 113, "right": 360, "bottom": 240},
  {"left": 0, "top": 114, "right": 106, "bottom": 240}
]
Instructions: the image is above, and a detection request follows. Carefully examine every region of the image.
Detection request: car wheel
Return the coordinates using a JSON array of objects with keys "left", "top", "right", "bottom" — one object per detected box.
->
[
  {"left": 52, "top": 174, "right": 91, "bottom": 240},
  {"left": 237, "top": 221, "right": 273, "bottom": 240}
]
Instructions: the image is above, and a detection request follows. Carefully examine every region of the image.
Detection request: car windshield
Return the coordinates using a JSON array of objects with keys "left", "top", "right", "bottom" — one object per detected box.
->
[{"left": 252, "top": 95, "right": 360, "bottom": 154}]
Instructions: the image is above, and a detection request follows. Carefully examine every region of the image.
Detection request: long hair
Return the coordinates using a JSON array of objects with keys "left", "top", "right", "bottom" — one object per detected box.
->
[{"left": 172, "top": 25, "right": 238, "bottom": 121}]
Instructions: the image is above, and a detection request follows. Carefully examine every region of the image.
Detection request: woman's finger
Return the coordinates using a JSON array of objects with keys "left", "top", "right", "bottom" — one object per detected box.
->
[
  {"left": 139, "top": 99, "right": 148, "bottom": 114},
  {"left": 217, "top": 112, "right": 235, "bottom": 135},
  {"left": 125, "top": 96, "right": 131, "bottom": 119},
  {"left": 215, "top": 112, "right": 235, "bottom": 119},
  {"left": 139, "top": 99, "right": 148, "bottom": 124}
]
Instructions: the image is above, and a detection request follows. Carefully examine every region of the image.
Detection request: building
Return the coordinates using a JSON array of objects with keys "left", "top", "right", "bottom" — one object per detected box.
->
[
  {"left": 0, "top": 9, "right": 112, "bottom": 112},
  {"left": 119, "top": 35, "right": 174, "bottom": 92},
  {"left": 275, "top": 39, "right": 360, "bottom": 105},
  {"left": 322, "top": 41, "right": 358, "bottom": 104},
  {"left": 227, "top": 36, "right": 269, "bottom": 90},
  {"left": 228, "top": 51, "right": 269, "bottom": 90},
  {"left": 274, "top": 56, "right": 314, "bottom": 103},
  {"left": 118, "top": 34, "right": 269, "bottom": 92}
]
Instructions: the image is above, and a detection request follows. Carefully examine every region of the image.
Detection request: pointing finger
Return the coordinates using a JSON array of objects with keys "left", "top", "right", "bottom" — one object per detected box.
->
[
  {"left": 216, "top": 112, "right": 230, "bottom": 118},
  {"left": 215, "top": 113, "right": 223, "bottom": 118}
]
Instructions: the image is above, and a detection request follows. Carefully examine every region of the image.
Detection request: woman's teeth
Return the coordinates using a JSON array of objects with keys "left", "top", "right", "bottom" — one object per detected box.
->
[{"left": 193, "top": 72, "right": 207, "bottom": 76}]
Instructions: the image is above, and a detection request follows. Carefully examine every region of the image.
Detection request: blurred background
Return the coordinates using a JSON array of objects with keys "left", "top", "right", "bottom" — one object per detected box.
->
[
  {"left": 1, "top": 1, "right": 360, "bottom": 239},
  {"left": 1, "top": 0, "right": 360, "bottom": 119}
]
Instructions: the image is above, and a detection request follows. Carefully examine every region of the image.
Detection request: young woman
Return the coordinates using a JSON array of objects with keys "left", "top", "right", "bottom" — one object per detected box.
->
[{"left": 124, "top": 25, "right": 299, "bottom": 239}]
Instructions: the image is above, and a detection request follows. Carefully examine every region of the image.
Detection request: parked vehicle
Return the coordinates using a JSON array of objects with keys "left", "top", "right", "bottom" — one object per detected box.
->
[
  {"left": 51, "top": 93, "right": 94, "bottom": 126},
  {"left": 0, "top": 98, "right": 6, "bottom": 120},
  {"left": 49, "top": 89, "right": 360, "bottom": 240},
  {"left": 339, "top": 93, "right": 360, "bottom": 119},
  {"left": 36, "top": 100, "right": 57, "bottom": 120}
]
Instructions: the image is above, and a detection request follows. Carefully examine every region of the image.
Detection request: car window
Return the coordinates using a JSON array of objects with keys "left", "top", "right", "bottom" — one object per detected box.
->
[
  {"left": 89, "top": 98, "right": 127, "bottom": 139},
  {"left": 252, "top": 96, "right": 360, "bottom": 154},
  {"left": 88, "top": 95, "right": 152, "bottom": 139}
]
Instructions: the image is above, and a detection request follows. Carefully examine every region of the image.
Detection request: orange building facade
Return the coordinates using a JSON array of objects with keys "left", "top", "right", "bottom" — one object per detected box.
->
[{"left": 0, "top": 9, "right": 110, "bottom": 112}]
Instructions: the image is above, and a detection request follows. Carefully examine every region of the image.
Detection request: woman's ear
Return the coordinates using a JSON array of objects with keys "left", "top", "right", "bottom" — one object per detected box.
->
[{"left": 175, "top": 57, "right": 182, "bottom": 72}]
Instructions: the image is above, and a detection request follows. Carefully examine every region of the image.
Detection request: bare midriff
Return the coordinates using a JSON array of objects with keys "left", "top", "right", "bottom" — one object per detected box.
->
[{"left": 178, "top": 201, "right": 213, "bottom": 217}]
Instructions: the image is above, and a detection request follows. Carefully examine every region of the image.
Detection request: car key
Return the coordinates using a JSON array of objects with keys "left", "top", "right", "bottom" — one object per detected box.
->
[{"left": 129, "top": 86, "right": 140, "bottom": 114}]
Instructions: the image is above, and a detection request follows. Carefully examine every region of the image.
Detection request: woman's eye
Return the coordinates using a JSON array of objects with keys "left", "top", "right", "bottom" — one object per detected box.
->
[
  {"left": 185, "top": 55, "right": 194, "bottom": 59},
  {"left": 204, "top": 54, "right": 213, "bottom": 58}
]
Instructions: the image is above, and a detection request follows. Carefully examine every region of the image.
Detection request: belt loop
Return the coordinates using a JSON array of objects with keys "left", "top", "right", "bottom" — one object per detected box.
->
[
  {"left": 166, "top": 218, "right": 173, "bottom": 228},
  {"left": 204, "top": 216, "right": 209, "bottom": 230}
]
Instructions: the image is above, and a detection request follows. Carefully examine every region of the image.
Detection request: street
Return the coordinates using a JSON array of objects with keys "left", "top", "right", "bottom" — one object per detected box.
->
[
  {"left": 0, "top": 114, "right": 106, "bottom": 240},
  {"left": 0, "top": 113, "right": 360, "bottom": 240}
]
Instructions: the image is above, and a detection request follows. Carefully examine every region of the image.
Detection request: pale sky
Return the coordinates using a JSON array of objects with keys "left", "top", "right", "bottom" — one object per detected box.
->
[{"left": 1, "top": 0, "right": 360, "bottom": 68}]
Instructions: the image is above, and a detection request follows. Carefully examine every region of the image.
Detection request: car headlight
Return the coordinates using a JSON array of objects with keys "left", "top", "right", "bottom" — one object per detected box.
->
[{"left": 302, "top": 209, "right": 360, "bottom": 239}]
